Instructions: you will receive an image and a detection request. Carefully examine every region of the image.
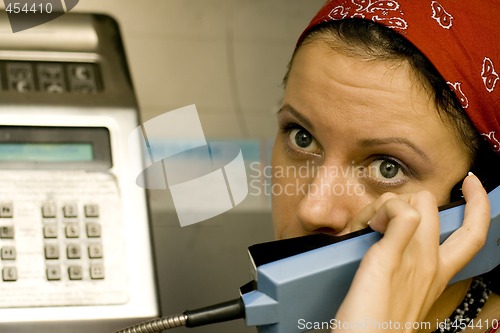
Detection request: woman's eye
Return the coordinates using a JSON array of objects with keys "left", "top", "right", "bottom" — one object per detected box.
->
[
  {"left": 288, "top": 127, "right": 319, "bottom": 152},
  {"left": 367, "top": 158, "right": 406, "bottom": 182}
]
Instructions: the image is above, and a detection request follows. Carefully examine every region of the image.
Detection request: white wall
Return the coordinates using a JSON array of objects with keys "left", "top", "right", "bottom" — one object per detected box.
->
[
  {"left": 68, "top": 0, "right": 325, "bottom": 215},
  {"left": 72, "top": 0, "right": 323, "bottom": 136}
]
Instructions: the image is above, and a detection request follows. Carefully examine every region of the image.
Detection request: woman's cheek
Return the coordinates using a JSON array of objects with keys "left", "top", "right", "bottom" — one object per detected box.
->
[{"left": 272, "top": 173, "right": 303, "bottom": 239}]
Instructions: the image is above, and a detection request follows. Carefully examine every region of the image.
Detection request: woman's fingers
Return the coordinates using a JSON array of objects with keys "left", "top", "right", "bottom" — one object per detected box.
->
[
  {"left": 337, "top": 191, "right": 444, "bottom": 327},
  {"left": 439, "top": 173, "right": 491, "bottom": 281},
  {"left": 349, "top": 192, "right": 398, "bottom": 232},
  {"left": 365, "top": 190, "right": 444, "bottom": 287},
  {"left": 336, "top": 174, "right": 491, "bottom": 330},
  {"left": 368, "top": 197, "right": 421, "bottom": 256},
  {"left": 354, "top": 172, "right": 491, "bottom": 283}
]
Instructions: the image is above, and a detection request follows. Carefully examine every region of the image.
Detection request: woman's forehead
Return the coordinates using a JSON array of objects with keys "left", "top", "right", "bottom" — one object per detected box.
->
[
  {"left": 281, "top": 42, "right": 468, "bottom": 159},
  {"left": 284, "top": 42, "right": 431, "bottom": 122},
  {"left": 298, "top": 2, "right": 500, "bottom": 155}
]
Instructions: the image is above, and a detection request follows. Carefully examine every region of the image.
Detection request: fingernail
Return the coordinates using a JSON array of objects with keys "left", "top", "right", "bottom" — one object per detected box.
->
[{"left": 466, "top": 171, "right": 483, "bottom": 187}]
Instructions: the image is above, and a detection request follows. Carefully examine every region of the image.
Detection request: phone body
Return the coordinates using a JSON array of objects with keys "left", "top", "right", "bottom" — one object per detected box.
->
[{"left": 241, "top": 185, "right": 500, "bottom": 333}]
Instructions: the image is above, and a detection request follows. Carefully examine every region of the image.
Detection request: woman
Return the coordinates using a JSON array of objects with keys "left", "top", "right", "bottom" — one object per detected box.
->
[{"left": 271, "top": 0, "right": 499, "bottom": 332}]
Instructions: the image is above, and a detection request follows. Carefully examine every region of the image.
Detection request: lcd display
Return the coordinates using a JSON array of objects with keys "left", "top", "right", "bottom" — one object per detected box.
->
[{"left": 0, "top": 143, "right": 93, "bottom": 162}]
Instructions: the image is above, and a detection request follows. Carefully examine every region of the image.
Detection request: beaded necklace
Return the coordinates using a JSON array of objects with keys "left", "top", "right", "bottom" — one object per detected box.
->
[{"left": 433, "top": 278, "right": 492, "bottom": 333}]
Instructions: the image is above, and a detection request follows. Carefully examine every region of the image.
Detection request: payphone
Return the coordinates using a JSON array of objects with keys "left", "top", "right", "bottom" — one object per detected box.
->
[{"left": 0, "top": 12, "right": 159, "bottom": 333}]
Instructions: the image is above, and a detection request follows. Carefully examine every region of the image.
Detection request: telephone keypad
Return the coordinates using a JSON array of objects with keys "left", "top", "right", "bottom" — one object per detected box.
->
[
  {"left": 40, "top": 202, "right": 104, "bottom": 281},
  {"left": 0, "top": 171, "right": 126, "bottom": 308}
]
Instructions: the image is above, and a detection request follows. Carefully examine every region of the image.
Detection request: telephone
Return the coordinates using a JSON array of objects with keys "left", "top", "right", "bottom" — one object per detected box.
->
[
  {"left": 116, "top": 184, "right": 500, "bottom": 333},
  {"left": 242, "top": 184, "right": 500, "bottom": 333},
  {"left": 0, "top": 13, "right": 158, "bottom": 333}
]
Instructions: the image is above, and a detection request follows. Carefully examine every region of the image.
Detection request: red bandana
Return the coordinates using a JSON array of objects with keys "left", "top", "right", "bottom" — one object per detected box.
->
[{"left": 300, "top": 0, "right": 500, "bottom": 154}]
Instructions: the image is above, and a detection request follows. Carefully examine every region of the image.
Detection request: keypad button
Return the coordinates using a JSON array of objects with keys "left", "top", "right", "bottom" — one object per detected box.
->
[
  {"left": 65, "top": 224, "right": 80, "bottom": 238},
  {"left": 84, "top": 204, "right": 99, "bottom": 218},
  {"left": 1, "top": 246, "right": 16, "bottom": 260},
  {"left": 41, "top": 203, "right": 57, "bottom": 218},
  {"left": 68, "top": 265, "right": 83, "bottom": 280},
  {"left": 46, "top": 265, "right": 61, "bottom": 281},
  {"left": 2, "top": 267, "right": 17, "bottom": 281},
  {"left": 43, "top": 225, "right": 58, "bottom": 238},
  {"left": 63, "top": 204, "right": 78, "bottom": 218},
  {"left": 86, "top": 223, "right": 101, "bottom": 238},
  {"left": 0, "top": 204, "right": 13, "bottom": 218},
  {"left": 0, "top": 226, "right": 14, "bottom": 239},
  {"left": 67, "top": 244, "right": 81, "bottom": 259},
  {"left": 90, "top": 264, "right": 104, "bottom": 280},
  {"left": 44, "top": 244, "right": 59, "bottom": 259},
  {"left": 88, "top": 243, "right": 103, "bottom": 259}
]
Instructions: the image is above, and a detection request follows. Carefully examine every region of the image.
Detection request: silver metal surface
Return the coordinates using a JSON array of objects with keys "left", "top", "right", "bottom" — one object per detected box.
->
[
  {"left": 0, "top": 12, "right": 136, "bottom": 108},
  {"left": 0, "top": 12, "right": 159, "bottom": 333},
  {"left": 0, "top": 13, "right": 98, "bottom": 51}
]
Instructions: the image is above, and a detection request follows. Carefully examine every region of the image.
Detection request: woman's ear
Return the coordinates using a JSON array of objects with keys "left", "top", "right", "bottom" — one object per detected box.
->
[
  {"left": 449, "top": 178, "right": 465, "bottom": 203},
  {"left": 469, "top": 141, "right": 500, "bottom": 194}
]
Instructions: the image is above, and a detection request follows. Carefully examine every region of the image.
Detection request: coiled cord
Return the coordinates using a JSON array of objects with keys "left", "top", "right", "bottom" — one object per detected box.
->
[
  {"left": 114, "top": 298, "right": 245, "bottom": 333},
  {"left": 114, "top": 314, "right": 187, "bottom": 333}
]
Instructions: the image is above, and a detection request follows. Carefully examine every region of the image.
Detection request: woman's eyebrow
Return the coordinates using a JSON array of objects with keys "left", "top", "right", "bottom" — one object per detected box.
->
[
  {"left": 358, "top": 137, "right": 430, "bottom": 161},
  {"left": 278, "top": 104, "right": 315, "bottom": 132}
]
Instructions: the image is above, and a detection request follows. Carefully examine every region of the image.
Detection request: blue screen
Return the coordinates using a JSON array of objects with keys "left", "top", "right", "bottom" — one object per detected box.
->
[{"left": 0, "top": 143, "right": 93, "bottom": 162}]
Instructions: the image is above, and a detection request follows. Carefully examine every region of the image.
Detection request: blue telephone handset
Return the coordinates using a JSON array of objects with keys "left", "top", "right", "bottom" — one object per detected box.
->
[{"left": 241, "top": 185, "right": 500, "bottom": 333}]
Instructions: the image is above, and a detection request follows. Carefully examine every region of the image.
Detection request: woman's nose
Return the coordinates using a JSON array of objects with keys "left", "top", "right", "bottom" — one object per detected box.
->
[{"left": 296, "top": 165, "right": 366, "bottom": 236}]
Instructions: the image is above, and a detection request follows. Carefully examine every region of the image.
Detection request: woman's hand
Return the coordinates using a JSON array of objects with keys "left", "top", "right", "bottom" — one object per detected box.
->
[{"left": 333, "top": 173, "right": 490, "bottom": 332}]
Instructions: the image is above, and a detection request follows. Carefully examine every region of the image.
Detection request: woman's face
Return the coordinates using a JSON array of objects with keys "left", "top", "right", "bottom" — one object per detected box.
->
[{"left": 272, "top": 41, "right": 471, "bottom": 240}]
